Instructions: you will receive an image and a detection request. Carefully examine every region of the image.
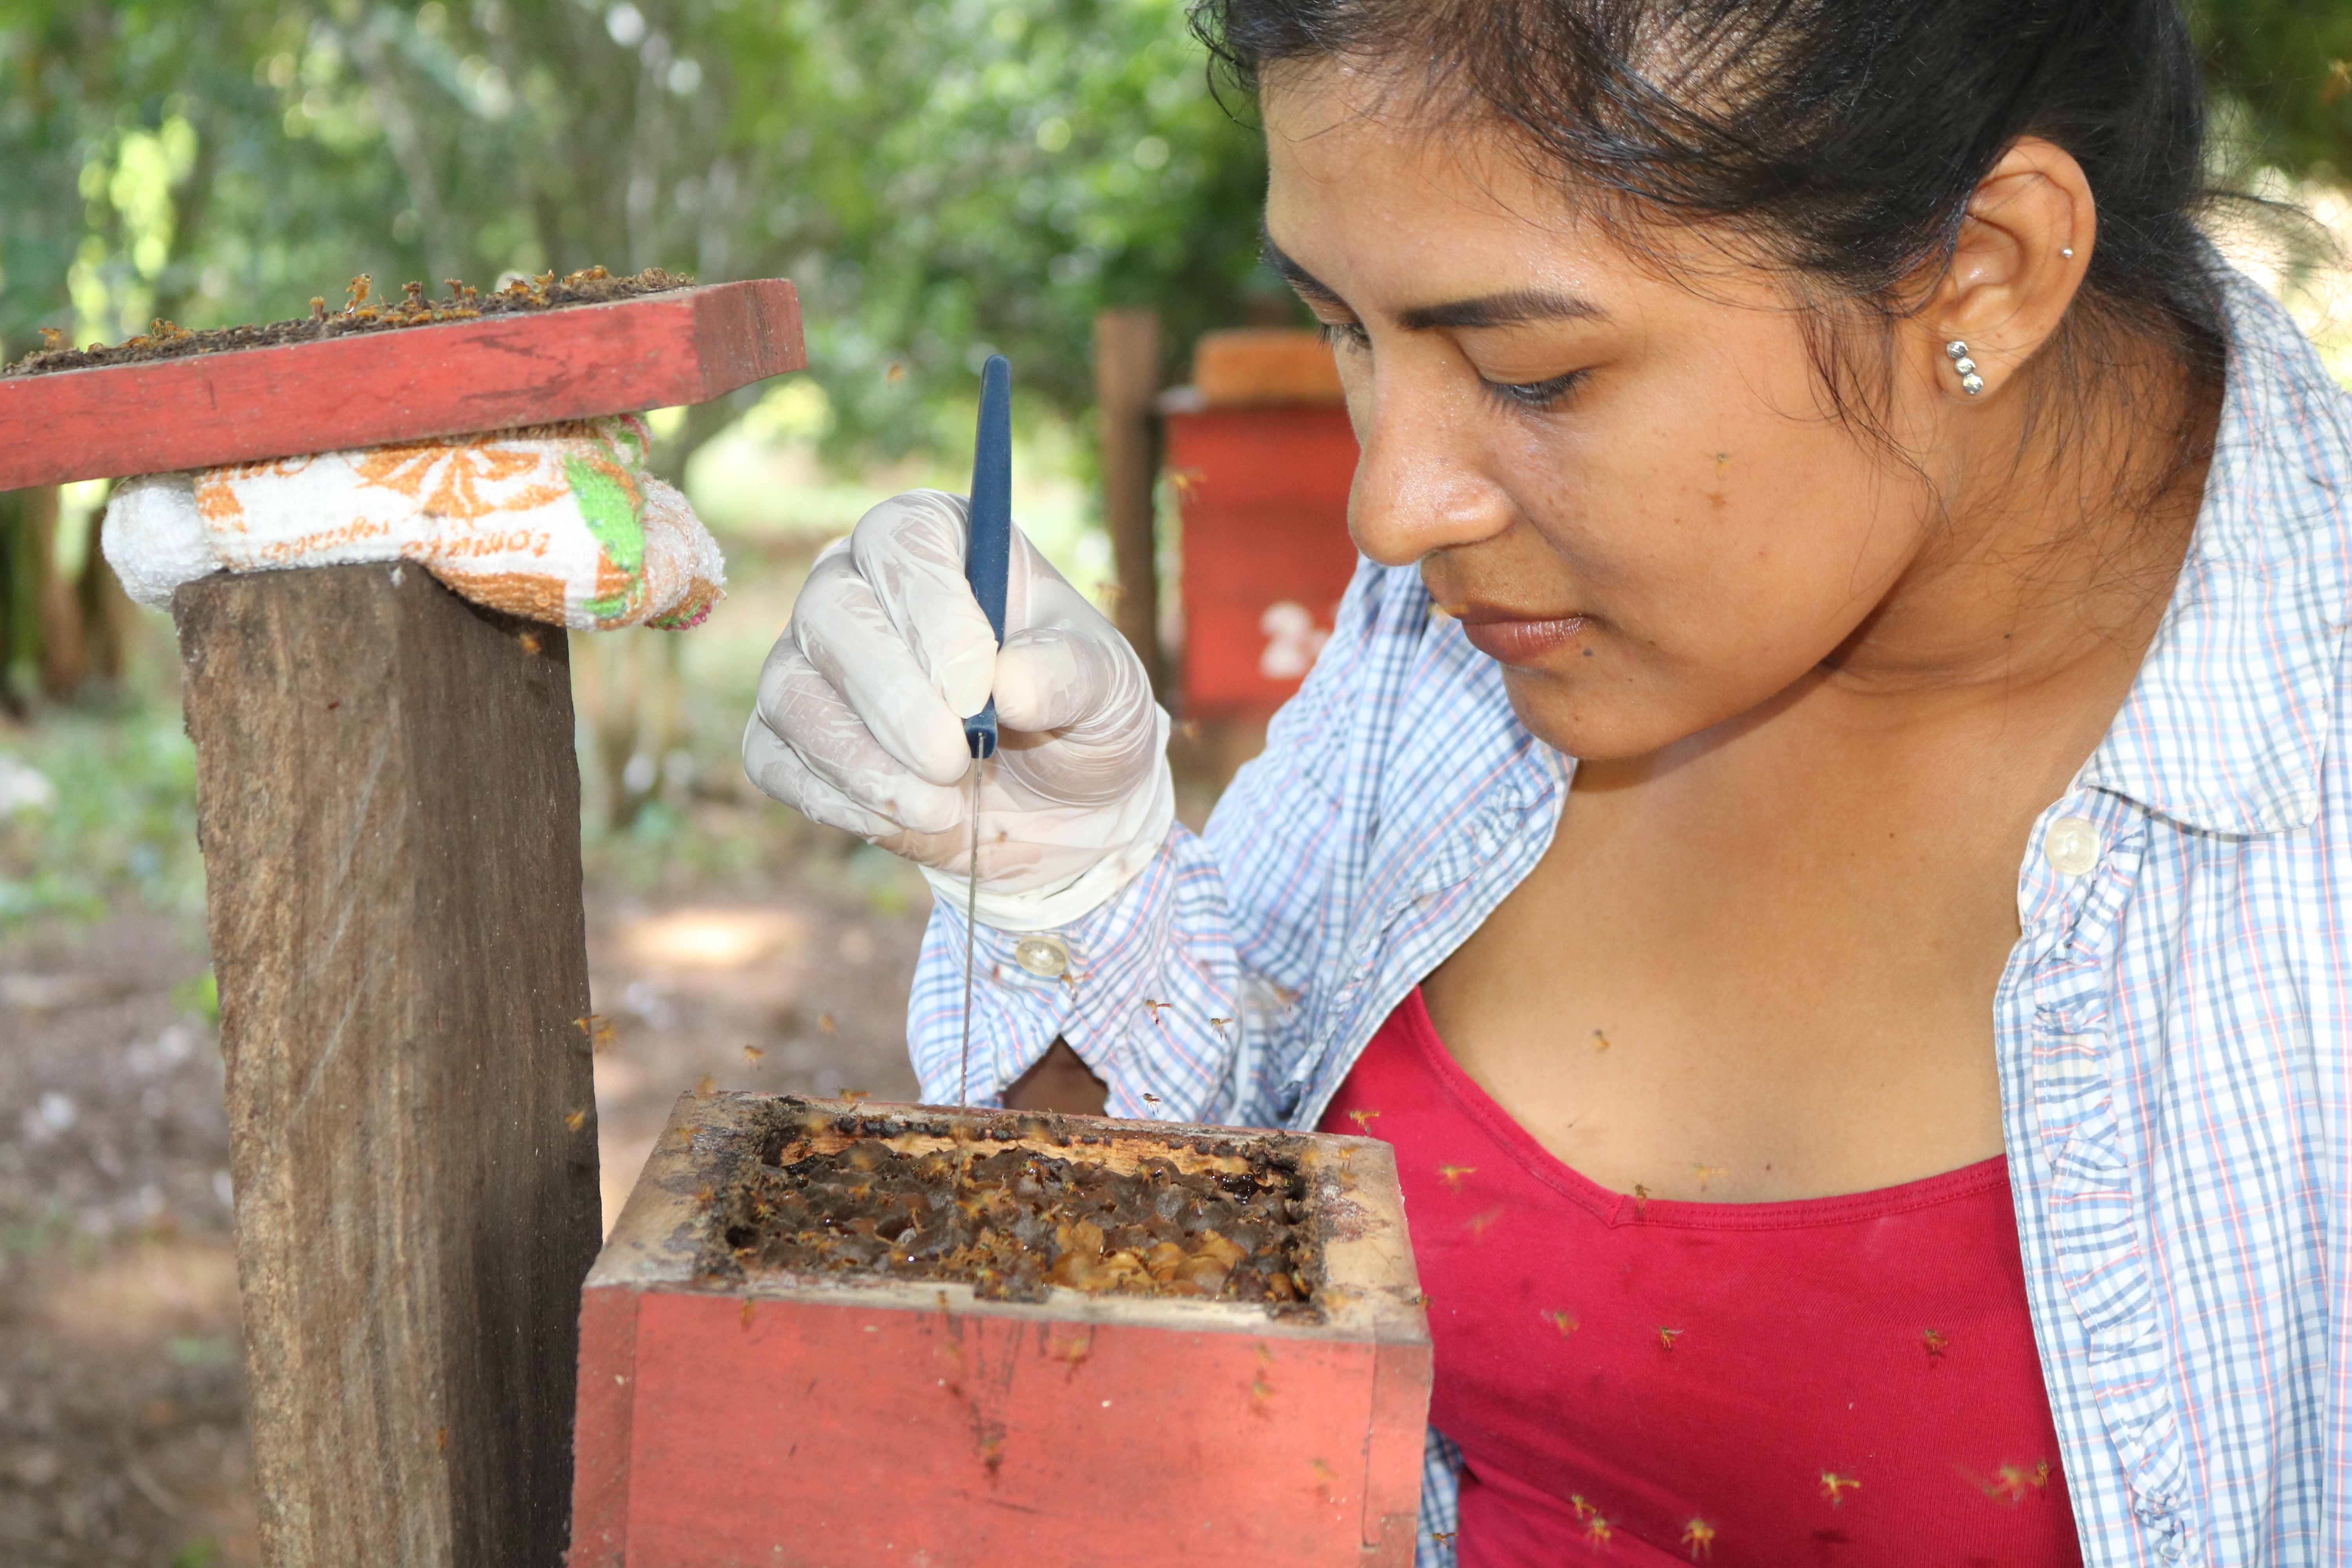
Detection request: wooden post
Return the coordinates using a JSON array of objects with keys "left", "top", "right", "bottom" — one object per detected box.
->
[
  {"left": 175, "top": 563, "right": 601, "bottom": 1568},
  {"left": 1094, "top": 309, "right": 1163, "bottom": 697}
]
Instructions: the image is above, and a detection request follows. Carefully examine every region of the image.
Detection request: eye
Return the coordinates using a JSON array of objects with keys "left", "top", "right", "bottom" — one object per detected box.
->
[
  {"left": 1480, "top": 368, "right": 1588, "bottom": 413},
  {"left": 1315, "top": 319, "right": 1370, "bottom": 353}
]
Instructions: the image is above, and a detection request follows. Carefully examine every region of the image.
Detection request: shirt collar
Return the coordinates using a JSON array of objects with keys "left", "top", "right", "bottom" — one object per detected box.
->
[{"left": 2077, "top": 271, "right": 2352, "bottom": 837}]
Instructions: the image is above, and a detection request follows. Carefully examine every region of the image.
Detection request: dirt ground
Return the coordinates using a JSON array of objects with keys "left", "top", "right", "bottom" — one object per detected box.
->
[{"left": 0, "top": 823, "right": 931, "bottom": 1567}]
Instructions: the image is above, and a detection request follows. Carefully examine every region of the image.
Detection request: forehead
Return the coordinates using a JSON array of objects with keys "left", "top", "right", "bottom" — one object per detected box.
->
[{"left": 1258, "top": 63, "right": 1756, "bottom": 310}]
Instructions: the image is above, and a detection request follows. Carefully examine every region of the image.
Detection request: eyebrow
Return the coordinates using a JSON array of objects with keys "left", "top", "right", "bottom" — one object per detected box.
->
[{"left": 1261, "top": 230, "right": 1607, "bottom": 332}]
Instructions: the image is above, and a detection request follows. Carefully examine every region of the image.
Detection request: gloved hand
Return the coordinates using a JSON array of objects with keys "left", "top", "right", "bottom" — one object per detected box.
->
[{"left": 743, "top": 489, "right": 1173, "bottom": 931}]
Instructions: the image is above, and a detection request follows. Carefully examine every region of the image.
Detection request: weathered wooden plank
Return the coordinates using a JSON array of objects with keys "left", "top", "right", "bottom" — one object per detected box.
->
[
  {"left": 0, "top": 278, "right": 804, "bottom": 490},
  {"left": 175, "top": 563, "right": 601, "bottom": 1568},
  {"left": 1094, "top": 309, "right": 1163, "bottom": 698}
]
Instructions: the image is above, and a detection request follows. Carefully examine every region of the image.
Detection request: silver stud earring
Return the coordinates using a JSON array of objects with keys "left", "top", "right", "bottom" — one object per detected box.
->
[
  {"left": 2061, "top": 247, "right": 2075, "bottom": 259},
  {"left": 1945, "top": 339, "right": 1985, "bottom": 397}
]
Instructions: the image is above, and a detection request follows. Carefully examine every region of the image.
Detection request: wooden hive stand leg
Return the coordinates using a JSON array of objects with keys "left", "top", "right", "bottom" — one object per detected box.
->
[{"left": 174, "top": 564, "right": 601, "bottom": 1568}]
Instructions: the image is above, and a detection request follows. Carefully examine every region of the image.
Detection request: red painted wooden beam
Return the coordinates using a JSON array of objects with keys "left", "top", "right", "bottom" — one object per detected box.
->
[{"left": 0, "top": 278, "right": 804, "bottom": 491}]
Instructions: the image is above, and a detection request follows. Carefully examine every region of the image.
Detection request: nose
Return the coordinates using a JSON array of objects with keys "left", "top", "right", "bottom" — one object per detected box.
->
[{"left": 1343, "top": 347, "right": 1516, "bottom": 569}]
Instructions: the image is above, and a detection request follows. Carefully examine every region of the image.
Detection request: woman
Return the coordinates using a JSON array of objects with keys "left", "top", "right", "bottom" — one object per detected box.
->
[{"left": 744, "top": 1, "right": 2352, "bottom": 1561}]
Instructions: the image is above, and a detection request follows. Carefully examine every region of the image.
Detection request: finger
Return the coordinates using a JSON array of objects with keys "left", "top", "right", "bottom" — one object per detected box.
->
[
  {"left": 851, "top": 490, "right": 998, "bottom": 720},
  {"left": 753, "top": 635, "right": 964, "bottom": 832},
  {"left": 993, "top": 626, "right": 1152, "bottom": 736},
  {"left": 791, "top": 546, "right": 977, "bottom": 788}
]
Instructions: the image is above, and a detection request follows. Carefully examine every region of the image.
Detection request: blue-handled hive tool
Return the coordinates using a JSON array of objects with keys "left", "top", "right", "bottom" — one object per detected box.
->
[{"left": 960, "top": 354, "right": 1012, "bottom": 1103}]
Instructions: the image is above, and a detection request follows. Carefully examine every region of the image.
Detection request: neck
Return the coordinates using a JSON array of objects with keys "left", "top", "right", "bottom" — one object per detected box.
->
[{"left": 1818, "top": 323, "right": 2216, "bottom": 710}]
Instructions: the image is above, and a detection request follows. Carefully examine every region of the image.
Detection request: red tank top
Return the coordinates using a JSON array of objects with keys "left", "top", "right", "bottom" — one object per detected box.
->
[{"left": 1317, "top": 991, "right": 2082, "bottom": 1567}]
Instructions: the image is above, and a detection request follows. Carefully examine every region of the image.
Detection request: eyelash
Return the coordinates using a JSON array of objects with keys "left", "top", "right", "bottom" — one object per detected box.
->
[{"left": 1316, "top": 321, "right": 1588, "bottom": 413}]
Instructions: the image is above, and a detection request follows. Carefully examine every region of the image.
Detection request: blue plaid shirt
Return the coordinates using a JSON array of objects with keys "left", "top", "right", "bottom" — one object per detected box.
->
[{"left": 910, "top": 271, "right": 2352, "bottom": 1566}]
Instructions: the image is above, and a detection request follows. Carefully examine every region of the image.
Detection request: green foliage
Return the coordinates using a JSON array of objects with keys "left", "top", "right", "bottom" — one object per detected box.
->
[
  {"left": 0, "top": 0, "right": 1274, "bottom": 459},
  {"left": 0, "top": 697, "right": 205, "bottom": 926},
  {"left": 2190, "top": 2, "right": 2352, "bottom": 181}
]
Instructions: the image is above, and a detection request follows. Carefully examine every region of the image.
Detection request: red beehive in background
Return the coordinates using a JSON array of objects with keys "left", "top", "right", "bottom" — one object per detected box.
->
[{"left": 1163, "top": 330, "right": 1360, "bottom": 725}]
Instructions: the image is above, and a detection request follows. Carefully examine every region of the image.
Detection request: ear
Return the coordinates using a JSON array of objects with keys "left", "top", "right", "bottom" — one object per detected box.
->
[{"left": 1922, "top": 136, "right": 2093, "bottom": 402}]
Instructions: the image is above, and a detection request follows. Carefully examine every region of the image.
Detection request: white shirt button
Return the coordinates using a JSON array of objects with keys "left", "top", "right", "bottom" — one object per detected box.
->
[
  {"left": 2043, "top": 816, "right": 2100, "bottom": 878},
  {"left": 1012, "top": 934, "right": 1070, "bottom": 979}
]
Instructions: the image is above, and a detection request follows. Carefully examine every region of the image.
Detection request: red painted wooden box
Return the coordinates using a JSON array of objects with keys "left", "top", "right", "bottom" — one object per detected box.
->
[
  {"left": 1164, "top": 403, "right": 1361, "bottom": 724},
  {"left": 570, "top": 1093, "right": 1431, "bottom": 1568}
]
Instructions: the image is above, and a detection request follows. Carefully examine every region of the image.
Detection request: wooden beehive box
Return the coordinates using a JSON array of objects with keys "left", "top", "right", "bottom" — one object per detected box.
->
[{"left": 570, "top": 1093, "right": 1431, "bottom": 1567}]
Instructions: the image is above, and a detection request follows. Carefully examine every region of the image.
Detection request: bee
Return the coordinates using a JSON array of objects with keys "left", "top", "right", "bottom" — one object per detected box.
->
[
  {"left": 1691, "top": 1164, "right": 1727, "bottom": 1191},
  {"left": 1923, "top": 1328, "right": 1950, "bottom": 1360},
  {"left": 1167, "top": 466, "right": 1205, "bottom": 501},
  {"left": 1976, "top": 1463, "right": 2041, "bottom": 1504},
  {"left": 402, "top": 280, "right": 426, "bottom": 307},
  {"left": 742, "top": 1045, "right": 766, "bottom": 1068},
  {"left": 517, "top": 631, "right": 542, "bottom": 655},
  {"left": 740, "top": 1298, "right": 756, "bottom": 1328},
  {"left": 573, "top": 1014, "right": 618, "bottom": 1052},
  {"left": 1428, "top": 1532, "right": 1457, "bottom": 1546},
  {"left": 1543, "top": 1309, "right": 1578, "bottom": 1337},
  {"left": 1094, "top": 581, "right": 1127, "bottom": 608},
  {"left": 818, "top": 1012, "right": 838, "bottom": 1034},
  {"left": 1632, "top": 1183, "right": 1651, "bottom": 1213},
  {"left": 1345, "top": 1108, "right": 1382, "bottom": 1133},
  {"left": 1681, "top": 1519, "right": 1717, "bottom": 1560},
  {"left": 346, "top": 274, "right": 372, "bottom": 309},
  {"left": 1569, "top": 1495, "right": 1597, "bottom": 1522},
  {"left": 1141, "top": 1093, "right": 1160, "bottom": 1106},
  {"left": 1590, "top": 1029, "right": 1610, "bottom": 1051},
  {"left": 1657, "top": 1326, "right": 1682, "bottom": 1351},
  {"left": 1209, "top": 1016, "right": 1232, "bottom": 1039},
  {"left": 1819, "top": 1472, "right": 1862, "bottom": 1506},
  {"left": 38, "top": 327, "right": 64, "bottom": 350},
  {"left": 436, "top": 1426, "right": 449, "bottom": 1452},
  {"left": 1141, "top": 998, "right": 1171, "bottom": 1027},
  {"left": 1438, "top": 1164, "right": 1476, "bottom": 1189},
  {"left": 886, "top": 361, "right": 907, "bottom": 385},
  {"left": 564, "top": 1109, "right": 589, "bottom": 1133},
  {"left": 1583, "top": 1514, "right": 1613, "bottom": 1548},
  {"left": 1464, "top": 1205, "right": 1503, "bottom": 1238},
  {"left": 843, "top": 1088, "right": 873, "bottom": 1103},
  {"left": 694, "top": 1074, "right": 717, "bottom": 1096}
]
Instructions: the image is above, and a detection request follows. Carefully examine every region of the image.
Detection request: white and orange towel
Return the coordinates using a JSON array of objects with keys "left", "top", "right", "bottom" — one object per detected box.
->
[{"left": 103, "top": 415, "right": 724, "bottom": 631}]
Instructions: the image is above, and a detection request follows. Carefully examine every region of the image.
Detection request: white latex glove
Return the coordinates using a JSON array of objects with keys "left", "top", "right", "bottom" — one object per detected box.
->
[{"left": 743, "top": 489, "right": 1173, "bottom": 931}]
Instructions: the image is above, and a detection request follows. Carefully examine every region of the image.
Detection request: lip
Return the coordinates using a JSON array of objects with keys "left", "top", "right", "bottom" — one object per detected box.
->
[{"left": 1450, "top": 608, "right": 1590, "bottom": 666}]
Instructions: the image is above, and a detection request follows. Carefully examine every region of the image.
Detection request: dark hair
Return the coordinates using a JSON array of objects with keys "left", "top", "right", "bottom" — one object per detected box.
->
[{"left": 1191, "top": 0, "right": 2228, "bottom": 417}]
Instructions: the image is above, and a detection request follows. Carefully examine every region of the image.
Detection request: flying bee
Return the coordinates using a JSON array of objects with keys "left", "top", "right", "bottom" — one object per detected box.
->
[
  {"left": 1590, "top": 1029, "right": 1610, "bottom": 1051},
  {"left": 1141, "top": 998, "right": 1171, "bottom": 1027},
  {"left": 1437, "top": 1164, "right": 1475, "bottom": 1189},
  {"left": 1681, "top": 1519, "right": 1717, "bottom": 1561},
  {"left": 1820, "top": 1472, "right": 1862, "bottom": 1506},
  {"left": 564, "top": 1109, "right": 588, "bottom": 1133},
  {"left": 1463, "top": 1205, "right": 1503, "bottom": 1238},
  {"left": 1657, "top": 1326, "right": 1682, "bottom": 1351},
  {"left": 38, "top": 327, "right": 64, "bottom": 350},
  {"left": 818, "top": 1012, "right": 838, "bottom": 1034},
  {"left": 1544, "top": 1309, "right": 1578, "bottom": 1337},
  {"left": 574, "top": 1014, "right": 618, "bottom": 1052},
  {"left": 1345, "top": 1108, "right": 1381, "bottom": 1133},
  {"left": 743, "top": 1045, "right": 766, "bottom": 1068},
  {"left": 695, "top": 1074, "right": 716, "bottom": 1096},
  {"left": 1691, "top": 1164, "right": 1727, "bottom": 1191},
  {"left": 1923, "top": 1328, "right": 1950, "bottom": 1360},
  {"left": 1632, "top": 1183, "right": 1651, "bottom": 1212}
]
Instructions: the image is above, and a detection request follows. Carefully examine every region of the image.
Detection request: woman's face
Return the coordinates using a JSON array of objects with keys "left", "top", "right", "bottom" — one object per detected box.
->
[{"left": 1263, "top": 69, "right": 1961, "bottom": 761}]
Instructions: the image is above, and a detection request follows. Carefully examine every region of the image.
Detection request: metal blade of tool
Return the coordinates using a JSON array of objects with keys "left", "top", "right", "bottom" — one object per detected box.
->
[{"left": 960, "top": 354, "right": 1013, "bottom": 1105}]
